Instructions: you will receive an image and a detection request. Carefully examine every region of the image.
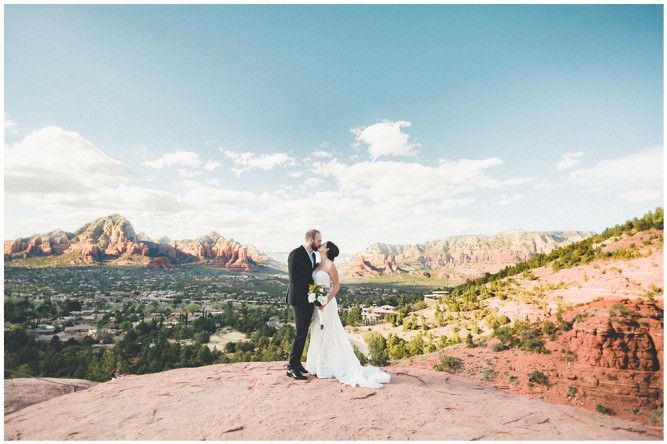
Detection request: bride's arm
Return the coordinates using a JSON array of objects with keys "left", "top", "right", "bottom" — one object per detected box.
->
[{"left": 326, "top": 265, "right": 340, "bottom": 304}]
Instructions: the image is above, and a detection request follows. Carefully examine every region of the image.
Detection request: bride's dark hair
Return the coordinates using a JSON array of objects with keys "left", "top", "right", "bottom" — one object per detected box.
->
[{"left": 325, "top": 241, "right": 339, "bottom": 261}]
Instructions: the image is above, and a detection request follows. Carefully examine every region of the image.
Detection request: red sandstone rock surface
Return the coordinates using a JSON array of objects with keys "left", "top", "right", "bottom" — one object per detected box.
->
[
  {"left": 145, "top": 257, "right": 177, "bottom": 269},
  {"left": 4, "top": 378, "right": 97, "bottom": 416},
  {"left": 372, "top": 232, "right": 664, "bottom": 429},
  {"left": 394, "top": 297, "right": 663, "bottom": 427},
  {"left": 3, "top": 363, "right": 661, "bottom": 441}
]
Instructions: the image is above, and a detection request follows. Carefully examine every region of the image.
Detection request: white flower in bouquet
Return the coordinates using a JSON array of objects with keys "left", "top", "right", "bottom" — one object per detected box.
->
[{"left": 308, "top": 284, "right": 327, "bottom": 307}]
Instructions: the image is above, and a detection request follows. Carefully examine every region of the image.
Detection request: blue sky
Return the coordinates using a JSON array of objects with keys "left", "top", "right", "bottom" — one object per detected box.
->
[{"left": 4, "top": 4, "right": 664, "bottom": 253}]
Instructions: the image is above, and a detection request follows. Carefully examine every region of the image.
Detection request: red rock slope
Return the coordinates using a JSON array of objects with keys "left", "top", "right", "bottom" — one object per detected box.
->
[
  {"left": 382, "top": 229, "right": 663, "bottom": 428},
  {"left": 4, "top": 377, "right": 97, "bottom": 415},
  {"left": 3, "top": 362, "right": 661, "bottom": 441}
]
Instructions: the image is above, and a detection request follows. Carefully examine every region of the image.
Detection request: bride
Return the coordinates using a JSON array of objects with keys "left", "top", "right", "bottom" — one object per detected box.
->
[{"left": 306, "top": 241, "right": 390, "bottom": 388}]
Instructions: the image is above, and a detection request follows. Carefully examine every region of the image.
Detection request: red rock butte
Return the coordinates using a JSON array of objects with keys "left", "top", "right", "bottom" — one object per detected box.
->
[
  {"left": 3, "top": 362, "right": 662, "bottom": 441},
  {"left": 4, "top": 215, "right": 269, "bottom": 270}
]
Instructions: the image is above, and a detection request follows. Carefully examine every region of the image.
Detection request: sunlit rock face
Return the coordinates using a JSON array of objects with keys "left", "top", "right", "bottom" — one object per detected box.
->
[
  {"left": 3, "top": 363, "right": 662, "bottom": 441},
  {"left": 343, "top": 230, "right": 596, "bottom": 281},
  {"left": 4, "top": 215, "right": 268, "bottom": 271}
]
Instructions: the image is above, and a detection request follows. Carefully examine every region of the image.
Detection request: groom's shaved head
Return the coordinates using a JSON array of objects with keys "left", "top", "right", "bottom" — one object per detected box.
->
[{"left": 305, "top": 229, "right": 320, "bottom": 242}]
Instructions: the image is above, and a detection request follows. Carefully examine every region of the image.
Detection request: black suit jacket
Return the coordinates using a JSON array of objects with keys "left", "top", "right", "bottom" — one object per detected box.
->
[{"left": 286, "top": 245, "right": 316, "bottom": 305}]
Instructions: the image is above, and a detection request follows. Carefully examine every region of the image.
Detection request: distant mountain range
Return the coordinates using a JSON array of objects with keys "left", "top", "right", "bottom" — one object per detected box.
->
[
  {"left": 343, "top": 230, "right": 596, "bottom": 282},
  {"left": 4, "top": 215, "right": 595, "bottom": 280},
  {"left": 4, "top": 214, "right": 275, "bottom": 271}
]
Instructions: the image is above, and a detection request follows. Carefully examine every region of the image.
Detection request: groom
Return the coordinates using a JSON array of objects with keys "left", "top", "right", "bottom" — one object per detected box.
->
[{"left": 285, "top": 229, "right": 321, "bottom": 380}]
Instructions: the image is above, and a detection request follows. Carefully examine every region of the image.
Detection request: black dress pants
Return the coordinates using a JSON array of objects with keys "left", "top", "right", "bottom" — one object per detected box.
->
[{"left": 288, "top": 303, "right": 313, "bottom": 369}]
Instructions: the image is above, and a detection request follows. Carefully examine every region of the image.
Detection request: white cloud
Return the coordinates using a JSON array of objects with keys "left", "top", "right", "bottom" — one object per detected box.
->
[
  {"left": 2, "top": 123, "right": 552, "bottom": 252},
  {"left": 618, "top": 189, "right": 662, "bottom": 203},
  {"left": 435, "top": 197, "right": 476, "bottom": 210},
  {"left": 137, "top": 144, "right": 147, "bottom": 160},
  {"left": 338, "top": 201, "right": 494, "bottom": 244},
  {"left": 5, "top": 126, "right": 137, "bottom": 196},
  {"left": 318, "top": 157, "right": 532, "bottom": 206},
  {"left": 204, "top": 160, "right": 222, "bottom": 171},
  {"left": 222, "top": 149, "right": 296, "bottom": 175},
  {"left": 4, "top": 114, "right": 19, "bottom": 134},
  {"left": 142, "top": 150, "right": 202, "bottom": 169},
  {"left": 22, "top": 185, "right": 190, "bottom": 214},
  {"left": 182, "top": 179, "right": 202, "bottom": 189},
  {"left": 304, "top": 178, "right": 324, "bottom": 187},
  {"left": 178, "top": 168, "right": 203, "bottom": 178},
  {"left": 184, "top": 186, "right": 273, "bottom": 208},
  {"left": 351, "top": 120, "right": 420, "bottom": 160},
  {"left": 556, "top": 151, "right": 584, "bottom": 171},
  {"left": 313, "top": 150, "right": 333, "bottom": 158},
  {"left": 496, "top": 194, "right": 524, "bottom": 206},
  {"left": 534, "top": 181, "right": 556, "bottom": 189},
  {"left": 569, "top": 148, "right": 663, "bottom": 188}
]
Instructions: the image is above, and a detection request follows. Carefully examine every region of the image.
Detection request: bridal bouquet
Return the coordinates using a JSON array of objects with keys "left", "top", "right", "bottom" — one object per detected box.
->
[
  {"left": 308, "top": 284, "right": 328, "bottom": 330},
  {"left": 308, "top": 284, "right": 328, "bottom": 307}
]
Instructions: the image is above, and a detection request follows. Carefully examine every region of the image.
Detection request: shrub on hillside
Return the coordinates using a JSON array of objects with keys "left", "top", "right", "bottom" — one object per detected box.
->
[
  {"left": 434, "top": 354, "right": 463, "bottom": 373},
  {"left": 527, "top": 370, "right": 548, "bottom": 385},
  {"left": 609, "top": 303, "right": 631, "bottom": 316},
  {"left": 520, "top": 338, "right": 548, "bottom": 354}
]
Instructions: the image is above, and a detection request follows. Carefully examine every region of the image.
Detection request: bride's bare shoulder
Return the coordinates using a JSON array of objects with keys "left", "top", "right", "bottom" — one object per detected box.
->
[
  {"left": 322, "top": 262, "right": 337, "bottom": 272},
  {"left": 326, "top": 262, "right": 338, "bottom": 278}
]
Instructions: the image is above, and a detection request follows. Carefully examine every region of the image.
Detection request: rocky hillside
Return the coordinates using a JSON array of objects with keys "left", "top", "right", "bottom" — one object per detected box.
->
[
  {"left": 344, "top": 230, "right": 595, "bottom": 281},
  {"left": 4, "top": 377, "right": 97, "bottom": 415},
  {"left": 4, "top": 215, "right": 272, "bottom": 271},
  {"left": 347, "top": 213, "right": 663, "bottom": 428},
  {"left": 3, "top": 362, "right": 661, "bottom": 440}
]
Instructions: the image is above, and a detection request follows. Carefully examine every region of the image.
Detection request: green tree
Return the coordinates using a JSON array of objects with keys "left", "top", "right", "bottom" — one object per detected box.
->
[
  {"left": 365, "top": 332, "right": 389, "bottom": 366},
  {"left": 402, "top": 314, "right": 418, "bottom": 331},
  {"left": 119, "top": 320, "right": 132, "bottom": 332},
  {"left": 386, "top": 333, "right": 408, "bottom": 360},
  {"left": 185, "top": 303, "right": 201, "bottom": 314},
  {"left": 420, "top": 314, "right": 428, "bottom": 332},
  {"left": 465, "top": 332, "right": 476, "bottom": 348},
  {"left": 232, "top": 350, "right": 251, "bottom": 363},
  {"left": 353, "top": 346, "right": 368, "bottom": 366},
  {"left": 346, "top": 304, "right": 362, "bottom": 327},
  {"left": 195, "top": 331, "right": 211, "bottom": 344},
  {"left": 197, "top": 345, "right": 213, "bottom": 365},
  {"left": 407, "top": 335, "right": 425, "bottom": 356},
  {"left": 86, "top": 350, "right": 120, "bottom": 382},
  {"left": 434, "top": 306, "right": 445, "bottom": 327}
]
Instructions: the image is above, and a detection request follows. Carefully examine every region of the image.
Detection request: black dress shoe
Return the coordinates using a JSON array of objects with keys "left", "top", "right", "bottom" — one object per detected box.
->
[
  {"left": 286, "top": 368, "right": 307, "bottom": 380},
  {"left": 296, "top": 365, "right": 309, "bottom": 374}
]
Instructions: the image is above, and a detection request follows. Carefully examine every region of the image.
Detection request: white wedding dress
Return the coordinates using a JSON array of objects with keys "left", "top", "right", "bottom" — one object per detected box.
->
[{"left": 306, "top": 270, "right": 391, "bottom": 388}]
